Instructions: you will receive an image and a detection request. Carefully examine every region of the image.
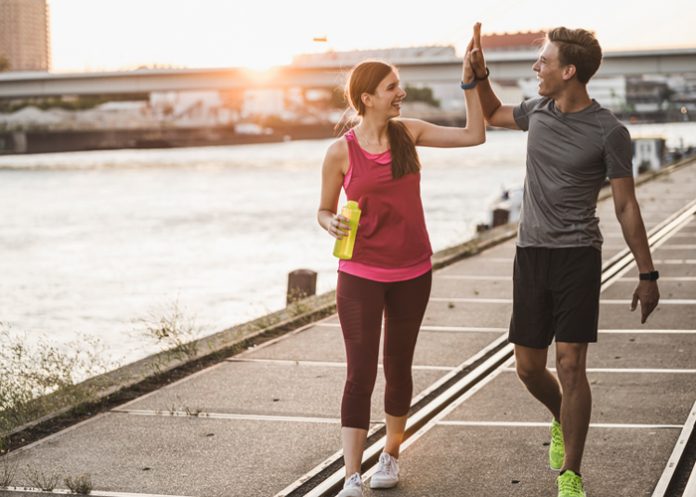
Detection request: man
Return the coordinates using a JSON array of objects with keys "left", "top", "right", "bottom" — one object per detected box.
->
[{"left": 466, "top": 25, "right": 660, "bottom": 497}]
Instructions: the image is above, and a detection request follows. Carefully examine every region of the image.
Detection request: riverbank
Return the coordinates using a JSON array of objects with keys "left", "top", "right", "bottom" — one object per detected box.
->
[{"left": 0, "top": 123, "right": 337, "bottom": 154}]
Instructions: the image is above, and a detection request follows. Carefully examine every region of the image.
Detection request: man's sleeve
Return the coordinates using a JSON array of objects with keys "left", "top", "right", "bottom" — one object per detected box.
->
[
  {"left": 604, "top": 125, "right": 633, "bottom": 179},
  {"left": 512, "top": 97, "right": 544, "bottom": 131}
]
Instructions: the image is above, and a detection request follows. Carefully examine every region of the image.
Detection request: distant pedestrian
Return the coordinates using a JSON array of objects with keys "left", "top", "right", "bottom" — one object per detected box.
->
[
  {"left": 469, "top": 24, "right": 660, "bottom": 497},
  {"left": 317, "top": 25, "right": 487, "bottom": 497}
]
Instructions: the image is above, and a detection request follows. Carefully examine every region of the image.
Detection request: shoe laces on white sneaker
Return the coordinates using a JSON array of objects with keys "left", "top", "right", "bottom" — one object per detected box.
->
[
  {"left": 344, "top": 472, "right": 362, "bottom": 488},
  {"left": 336, "top": 472, "right": 363, "bottom": 497},
  {"left": 375, "top": 452, "right": 399, "bottom": 479}
]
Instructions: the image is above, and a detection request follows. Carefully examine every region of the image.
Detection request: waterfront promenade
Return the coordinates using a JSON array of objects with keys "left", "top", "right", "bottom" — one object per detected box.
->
[{"left": 1, "top": 159, "right": 695, "bottom": 496}]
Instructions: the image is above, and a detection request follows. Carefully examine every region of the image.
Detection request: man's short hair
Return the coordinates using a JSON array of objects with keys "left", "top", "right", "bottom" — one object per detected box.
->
[{"left": 547, "top": 27, "right": 602, "bottom": 84}]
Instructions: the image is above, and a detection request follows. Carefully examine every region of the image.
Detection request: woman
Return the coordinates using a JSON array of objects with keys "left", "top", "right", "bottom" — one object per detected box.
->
[{"left": 317, "top": 25, "right": 485, "bottom": 497}]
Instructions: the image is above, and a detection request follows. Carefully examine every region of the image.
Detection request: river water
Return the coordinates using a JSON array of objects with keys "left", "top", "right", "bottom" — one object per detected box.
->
[{"left": 0, "top": 122, "right": 693, "bottom": 366}]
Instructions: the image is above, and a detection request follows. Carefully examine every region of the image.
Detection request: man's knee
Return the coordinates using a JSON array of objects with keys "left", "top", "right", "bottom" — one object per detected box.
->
[
  {"left": 556, "top": 344, "right": 588, "bottom": 386},
  {"left": 516, "top": 361, "right": 547, "bottom": 384},
  {"left": 515, "top": 345, "right": 548, "bottom": 384}
]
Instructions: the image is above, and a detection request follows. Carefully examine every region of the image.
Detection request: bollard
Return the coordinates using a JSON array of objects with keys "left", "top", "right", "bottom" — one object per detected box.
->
[
  {"left": 492, "top": 208, "right": 510, "bottom": 227},
  {"left": 287, "top": 269, "right": 317, "bottom": 305}
]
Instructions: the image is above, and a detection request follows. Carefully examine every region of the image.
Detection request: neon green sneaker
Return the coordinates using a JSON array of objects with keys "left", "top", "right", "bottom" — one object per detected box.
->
[
  {"left": 557, "top": 470, "right": 586, "bottom": 497},
  {"left": 549, "top": 419, "right": 564, "bottom": 471}
]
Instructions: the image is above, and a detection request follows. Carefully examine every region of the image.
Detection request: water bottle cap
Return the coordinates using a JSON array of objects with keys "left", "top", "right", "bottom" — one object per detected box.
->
[{"left": 346, "top": 200, "right": 359, "bottom": 209}]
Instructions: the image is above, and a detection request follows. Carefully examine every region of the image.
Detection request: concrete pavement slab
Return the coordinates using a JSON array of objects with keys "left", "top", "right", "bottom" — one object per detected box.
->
[
  {"left": 438, "top": 260, "right": 513, "bottom": 277},
  {"left": 589, "top": 332, "right": 695, "bottom": 369},
  {"left": 242, "top": 324, "right": 504, "bottom": 368},
  {"left": 430, "top": 277, "right": 512, "bottom": 300},
  {"left": 599, "top": 303, "right": 695, "bottom": 329},
  {"left": 4, "top": 414, "right": 339, "bottom": 497},
  {"left": 602, "top": 279, "right": 696, "bottom": 299},
  {"left": 378, "top": 424, "right": 680, "bottom": 497},
  {"left": 652, "top": 247, "right": 696, "bottom": 260},
  {"left": 422, "top": 301, "right": 513, "bottom": 328},
  {"left": 445, "top": 371, "right": 695, "bottom": 425},
  {"left": 623, "top": 262, "right": 696, "bottom": 278},
  {"left": 119, "top": 360, "right": 445, "bottom": 422}
]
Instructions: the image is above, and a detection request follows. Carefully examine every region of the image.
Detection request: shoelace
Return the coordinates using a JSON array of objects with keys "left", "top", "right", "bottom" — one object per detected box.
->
[
  {"left": 558, "top": 475, "right": 583, "bottom": 494},
  {"left": 345, "top": 473, "right": 362, "bottom": 488},
  {"left": 551, "top": 425, "right": 564, "bottom": 447},
  {"left": 379, "top": 454, "right": 393, "bottom": 473}
]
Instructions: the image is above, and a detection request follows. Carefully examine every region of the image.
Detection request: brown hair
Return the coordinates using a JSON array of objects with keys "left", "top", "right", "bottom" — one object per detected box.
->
[
  {"left": 547, "top": 27, "right": 602, "bottom": 84},
  {"left": 345, "top": 60, "right": 421, "bottom": 179}
]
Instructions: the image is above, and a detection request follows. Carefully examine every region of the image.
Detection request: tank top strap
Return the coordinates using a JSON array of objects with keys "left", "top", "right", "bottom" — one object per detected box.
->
[{"left": 344, "top": 128, "right": 368, "bottom": 177}]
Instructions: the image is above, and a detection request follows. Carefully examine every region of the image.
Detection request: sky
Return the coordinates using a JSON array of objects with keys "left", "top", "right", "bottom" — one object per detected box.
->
[{"left": 49, "top": 0, "right": 696, "bottom": 72}]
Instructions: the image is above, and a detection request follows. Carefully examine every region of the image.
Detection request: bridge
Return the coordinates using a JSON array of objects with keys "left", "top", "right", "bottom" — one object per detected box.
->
[{"left": 0, "top": 48, "right": 695, "bottom": 99}]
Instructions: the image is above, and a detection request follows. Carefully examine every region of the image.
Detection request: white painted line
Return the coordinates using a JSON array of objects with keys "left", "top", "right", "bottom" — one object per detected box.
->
[
  {"left": 430, "top": 297, "right": 512, "bottom": 303},
  {"left": 463, "top": 258, "right": 512, "bottom": 263},
  {"left": 600, "top": 299, "right": 696, "bottom": 305},
  {"left": 655, "top": 244, "right": 696, "bottom": 249},
  {"left": 0, "top": 487, "right": 194, "bottom": 497},
  {"left": 432, "top": 297, "right": 696, "bottom": 305},
  {"left": 440, "top": 275, "right": 510, "bottom": 281},
  {"left": 502, "top": 367, "right": 696, "bottom": 374},
  {"left": 436, "top": 420, "right": 683, "bottom": 429},
  {"left": 606, "top": 233, "right": 696, "bottom": 239},
  {"left": 323, "top": 325, "right": 696, "bottom": 335},
  {"left": 618, "top": 276, "right": 696, "bottom": 281},
  {"left": 318, "top": 322, "right": 508, "bottom": 333},
  {"left": 227, "top": 357, "right": 455, "bottom": 372},
  {"left": 652, "top": 259, "right": 696, "bottom": 264},
  {"left": 112, "top": 409, "right": 346, "bottom": 425},
  {"left": 651, "top": 400, "right": 696, "bottom": 497},
  {"left": 421, "top": 325, "right": 507, "bottom": 333},
  {"left": 600, "top": 329, "right": 696, "bottom": 334}
]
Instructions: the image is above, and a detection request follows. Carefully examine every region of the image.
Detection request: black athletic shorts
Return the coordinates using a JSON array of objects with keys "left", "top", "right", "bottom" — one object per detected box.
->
[{"left": 509, "top": 246, "right": 602, "bottom": 348}]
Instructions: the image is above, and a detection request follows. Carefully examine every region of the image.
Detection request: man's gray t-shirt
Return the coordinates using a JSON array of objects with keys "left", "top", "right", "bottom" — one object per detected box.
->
[{"left": 513, "top": 97, "right": 633, "bottom": 250}]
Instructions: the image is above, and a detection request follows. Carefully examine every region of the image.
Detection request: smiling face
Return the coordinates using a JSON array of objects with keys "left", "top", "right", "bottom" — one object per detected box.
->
[
  {"left": 362, "top": 70, "right": 406, "bottom": 118},
  {"left": 532, "top": 42, "right": 568, "bottom": 98}
]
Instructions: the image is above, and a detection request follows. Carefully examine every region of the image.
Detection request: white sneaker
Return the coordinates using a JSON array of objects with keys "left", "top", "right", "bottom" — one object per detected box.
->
[
  {"left": 369, "top": 452, "right": 399, "bottom": 489},
  {"left": 336, "top": 472, "right": 363, "bottom": 497}
]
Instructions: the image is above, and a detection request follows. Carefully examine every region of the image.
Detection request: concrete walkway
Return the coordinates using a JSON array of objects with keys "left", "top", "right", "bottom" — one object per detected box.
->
[{"left": 1, "top": 160, "right": 695, "bottom": 497}]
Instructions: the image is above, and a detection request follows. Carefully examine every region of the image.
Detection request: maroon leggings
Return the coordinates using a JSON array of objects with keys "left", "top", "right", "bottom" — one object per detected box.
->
[{"left": 336, "top": 270, "right": 432, "bottom": 430}]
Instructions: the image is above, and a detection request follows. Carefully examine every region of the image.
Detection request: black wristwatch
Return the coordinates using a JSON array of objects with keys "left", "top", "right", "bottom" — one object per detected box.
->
[{"left": 639, "top": 270, "right": 659, "bottom": 281}]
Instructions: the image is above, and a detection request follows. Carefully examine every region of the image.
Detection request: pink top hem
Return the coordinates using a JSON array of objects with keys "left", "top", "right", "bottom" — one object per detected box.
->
[{"left": 338, "top": 257, "right": 432, "bottom": 283}]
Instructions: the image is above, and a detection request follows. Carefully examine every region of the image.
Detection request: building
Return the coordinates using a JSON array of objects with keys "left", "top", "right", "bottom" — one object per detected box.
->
[{"left": 0, "top": 0, "right": 50, "bottom": 72}]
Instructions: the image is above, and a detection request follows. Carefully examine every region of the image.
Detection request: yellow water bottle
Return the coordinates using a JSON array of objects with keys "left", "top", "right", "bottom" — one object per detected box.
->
[{"left": 333, "top": 200, "right": 361, "bottom": 260}]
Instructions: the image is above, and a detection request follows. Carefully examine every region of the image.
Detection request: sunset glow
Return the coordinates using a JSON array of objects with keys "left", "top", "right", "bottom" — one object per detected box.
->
[{"left": 48, "top": 0, "right": 696, "bottom": 72}]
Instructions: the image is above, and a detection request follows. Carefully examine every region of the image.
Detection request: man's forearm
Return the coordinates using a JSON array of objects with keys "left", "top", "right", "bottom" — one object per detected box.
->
[
  {"left": 617, "top": 200, "right": 655, "bottom": 273},
  {"left": 475, "top": 79, "right": 503, "bottom": 121}
]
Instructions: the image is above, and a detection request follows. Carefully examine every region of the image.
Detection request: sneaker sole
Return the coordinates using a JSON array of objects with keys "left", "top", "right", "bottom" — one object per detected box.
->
[{"left": 369, "top": 479, "right": 398, "bottom": 489}]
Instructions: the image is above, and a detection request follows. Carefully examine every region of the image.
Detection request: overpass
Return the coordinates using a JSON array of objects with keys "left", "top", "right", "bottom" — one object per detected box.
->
[{"left": 0, "top": 48, "right": 695, "bottom": 99}]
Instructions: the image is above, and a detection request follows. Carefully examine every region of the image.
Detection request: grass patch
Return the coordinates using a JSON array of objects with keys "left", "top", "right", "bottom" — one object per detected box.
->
[
  {"left": 65, "top": 473, "right": 93, "bottom": 494},
  {"left": 24, "top": 464, "right": 62, "bottom": 491},
  {"left": 0, "top": 324, "right": 114, "bottom": 437},
  {"left": 139, "top": 301, "right": 202, "bottom": 372}
]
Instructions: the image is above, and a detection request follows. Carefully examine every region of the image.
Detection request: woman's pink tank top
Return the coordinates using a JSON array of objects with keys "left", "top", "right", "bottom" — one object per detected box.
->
[{"left": 338, "top": 128, "right": 432, "bottom": 282}]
